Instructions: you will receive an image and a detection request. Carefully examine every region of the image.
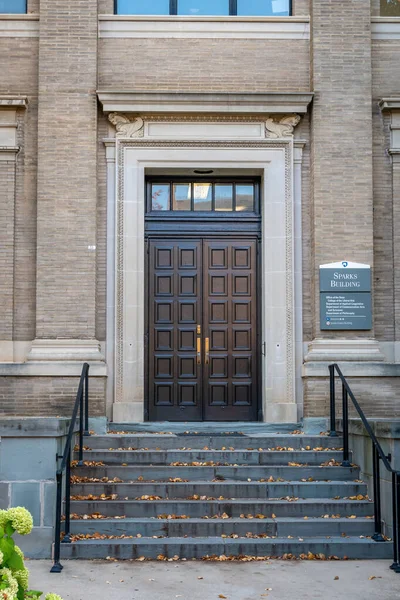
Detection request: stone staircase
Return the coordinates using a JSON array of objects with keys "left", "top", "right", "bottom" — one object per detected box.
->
[{"left": 61, "top": 426, "right": 392, "bottom": 560}]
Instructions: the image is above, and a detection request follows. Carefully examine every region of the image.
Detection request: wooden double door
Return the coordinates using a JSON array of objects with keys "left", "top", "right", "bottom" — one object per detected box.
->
[{"left": 147, "top": 237, "right": 259, "bottom": 421}]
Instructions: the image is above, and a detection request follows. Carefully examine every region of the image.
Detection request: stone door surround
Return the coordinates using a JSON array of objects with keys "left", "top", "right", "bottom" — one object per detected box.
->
[{"left": 99, "top": 91, "right": 313, "bottom": 422}]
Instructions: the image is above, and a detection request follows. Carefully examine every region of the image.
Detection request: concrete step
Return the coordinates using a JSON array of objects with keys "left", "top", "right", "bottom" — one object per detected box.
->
[
  {"left": 88, "top": 434, "right": 343, "bottom": 451},
  {"left": 71, "top": 465, "right": 359, "bottom": 482},
  {"left": 79, "top": 449, "right": 347, "bottom": 466},
  {"left": 68, "top": 498, "right": 374, "bottom": 518},
  {"left": 107, "top": 423, "right": 302, "bottom": 434},
  {"left": 70, "top": 480, "right": 368, "bottom": 500},
  {"left": 60, "top": 536, "right": 392, "bottom": 560},
  {"left": 68, "top": 516, "right": 375, "bottom": 538}
]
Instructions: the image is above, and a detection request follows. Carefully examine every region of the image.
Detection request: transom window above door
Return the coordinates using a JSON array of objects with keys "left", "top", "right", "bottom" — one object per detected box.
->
[
  {"left": 149, "top": 180, "right": 259, "bottom": 213},
  {"left": 115, "top": 0, "right": 291, "bottom": 16}
]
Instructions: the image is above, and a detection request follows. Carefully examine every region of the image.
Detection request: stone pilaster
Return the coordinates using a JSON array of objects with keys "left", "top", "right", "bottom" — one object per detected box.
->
[
  {"left": 308, "top": 0, "right": 381, "bottom": 361},
  {"left": 30, "top": 0, "right": 102, "bottom": 361},
  {"left": 0, "top": 98, "right": 27, "bottom": 362}
]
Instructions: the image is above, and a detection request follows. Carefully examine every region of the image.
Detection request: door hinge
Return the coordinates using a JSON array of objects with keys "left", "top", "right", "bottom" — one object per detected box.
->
[{"left": 261, "top": 342, "right": 266, "bottom": 356}]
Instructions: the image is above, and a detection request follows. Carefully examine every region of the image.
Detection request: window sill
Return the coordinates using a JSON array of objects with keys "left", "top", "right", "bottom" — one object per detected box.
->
[
  {"left": 372, "top": 16, "right": 400, "bottom": 39},
  {"left": 99, "top": 15, "right": 310, "bottom": 40},
  {"left": 0, "top": 14, "right": 39, "bottom": 37}
]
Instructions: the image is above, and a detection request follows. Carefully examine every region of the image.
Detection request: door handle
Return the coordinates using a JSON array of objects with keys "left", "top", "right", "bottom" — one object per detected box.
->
[
  {"left": 196, "top": 325, "right": 202, "bottom": 365},
  {"left": 205, "top": 337, "right": 210, "bottom": 365}
]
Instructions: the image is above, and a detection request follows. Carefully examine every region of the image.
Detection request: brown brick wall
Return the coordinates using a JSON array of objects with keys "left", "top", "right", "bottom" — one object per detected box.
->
[
  {"left": 0, "top": 160, "right": 16, "bottom": 340},
  {"left": 27, "top": 0, "right": 39, "bottom": 13},
  {"left": 0, "top": 38, "right": 39, "bottom": 341},
  {"left": 0, "top": 376, "right": 106, "bottom": 416},
  {"left": 310, "top": 0, "right": 374, "bottom": 339},
  {"left": 96, "top": 113, "right": 108, "bottom": 343},
  {"left": 36, "top": 1, "right": 98, "bottom": 339},
  {"left": 372, "top": 41, "right": 400, "bottom": 341},
  {"left": 304, "top": 377, "right": 400, "bottom": 419},
  {"left": 99, "top": 38, "right": 310, "bottom": 92}
]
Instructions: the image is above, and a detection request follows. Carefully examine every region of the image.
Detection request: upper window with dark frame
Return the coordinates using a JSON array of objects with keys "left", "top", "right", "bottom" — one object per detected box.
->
[
  {"left": 0, "top": 0, "right": 26, "bottom": 13},
  {"left": 116, "top": 0, "right": 291, "bottom": 16},
  {"left": 381, "top": 0, "right": 400, "bottom": 16},
  {"left": 148, "top": 180, "right": 259, "bottom": 214}
]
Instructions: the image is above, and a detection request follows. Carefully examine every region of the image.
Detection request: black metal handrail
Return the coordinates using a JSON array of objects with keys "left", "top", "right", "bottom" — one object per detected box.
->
[
  {"left": 329, "top": 363, "right": 400, "bottom": 573},
  {"left": 50, "top": 363, "right": 90, "bottom": 573}
]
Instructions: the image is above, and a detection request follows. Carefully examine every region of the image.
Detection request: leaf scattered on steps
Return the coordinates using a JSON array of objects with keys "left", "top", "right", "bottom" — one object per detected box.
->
[
  {"left": 334, "top": 576, "right": 339, "bottom": 580},
  {"left": 218, "top": 594, "right": 227, "bottom": 598}
]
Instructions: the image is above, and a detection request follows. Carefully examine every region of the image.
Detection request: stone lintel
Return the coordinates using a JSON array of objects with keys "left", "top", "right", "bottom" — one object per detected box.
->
[
  {"left": 336, "top": 418, "right": 400, "bottom": 439},
  {"left": 304, "top": 339, "right": 385, "bottom": 363},
  {"left": 0, "top": 96, "right": 28, "bottom": 109},
  {"left": 97, "top": 91, "right": 314, "bottom": 116},
  {"left": 27, "top": 339, "right": 105, "bottom": 362},
  {"left": 0, "top": 361, "right": 107, "bottom": 376},
  {"left": 302, "top": 361, "right": 400, "bottom": 377},
  {"left": 0, "top": 417, "right": 74, "bottom": 438}
]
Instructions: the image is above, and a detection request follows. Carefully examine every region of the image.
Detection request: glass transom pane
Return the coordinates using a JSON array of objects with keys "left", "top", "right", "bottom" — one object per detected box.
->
[
  {"left": 178, "top": 0, "right": 229, "bottom": 15},
  {"left": 173, "top": 184, "right": 192, "bottom": 211},
  {"left": 117, "top": 0, "right": 170, "bottom": 15},
  {"left": 193, "top": 183, "right": 212, "bottom": 211},
  {"left": 380, "top": 0, "right": 400, "bottom": 16},
  {"left": 235, "top": 184, "right": 255, "bottom": 212},
  {"left": 237, "top": 0, "right": 290, "bottom": 16},
  {"left": 215, "top": 184, "right": 233, "bottom": 211},
  {"left": 0, "top": 0, "right": 26, "bottom": 13},
  {"left": 151, "top": 184, "right": 170, "bottom": 211}
]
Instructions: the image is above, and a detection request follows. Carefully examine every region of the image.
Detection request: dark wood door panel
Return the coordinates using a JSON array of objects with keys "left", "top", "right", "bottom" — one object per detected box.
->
[
  {"left": 203, "top": 240, "right": 258, "bottom": 421},
  {"left": 147, "top": 237, "right": 258, "bottom": 422},
  {"left": 148, "top": 240, "right": 202, "bottom": 421}
]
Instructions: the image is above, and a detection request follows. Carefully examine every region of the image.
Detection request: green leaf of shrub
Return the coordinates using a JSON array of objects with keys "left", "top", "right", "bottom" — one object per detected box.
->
[
  {"left": 5, "top": 522, "right": 15, "bottom": 537},
  {"left": 8, "top": 549, "right": 24, "bottom": 571}
]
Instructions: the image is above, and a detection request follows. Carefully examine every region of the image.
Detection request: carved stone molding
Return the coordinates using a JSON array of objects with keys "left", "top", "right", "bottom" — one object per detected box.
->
[
  {"left": 114, "top": 139, "right": 296, "bottom": 420},
  {"left": 265, "top": 114, "right": 301, "bottom": 139},
  {"left": 108, "top": 113, "right": 144, "bottom": 138}
]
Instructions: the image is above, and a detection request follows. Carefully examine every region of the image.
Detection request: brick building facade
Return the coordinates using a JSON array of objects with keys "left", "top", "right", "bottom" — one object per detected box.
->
[{"left": 1, "top": 0, "right": 400, "bottom": 425}]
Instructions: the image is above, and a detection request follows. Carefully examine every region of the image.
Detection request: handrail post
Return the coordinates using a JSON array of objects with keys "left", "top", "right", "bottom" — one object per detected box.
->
[
  {"left": 62, "top": 447, "right": 72, "bottom": 544},
  {"left": 390, "top": 471, "right": 399, "bottom": 570},
  {"left": 329, "top": 365, "right": 337, "bottom": 437},
  {"left": 84, "top": 365, "right": 90, "bottom": 436},
  {"left": 341, "top": 383, "right": 350, "bottom": 467},
  {"left": 50, "top": 471, "right": 63, "bottom": 573},
  {"left": 78, "top": 381, "right": 84, "bottom": 466},
  {"left": 372, "top": 446, "right": 384, "bottom": 541},
  {"left": 395, "top": 473, "right": 400, "bottom": 573}
]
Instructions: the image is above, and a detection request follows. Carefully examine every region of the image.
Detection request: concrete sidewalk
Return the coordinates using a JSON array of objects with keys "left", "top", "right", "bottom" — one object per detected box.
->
[{"left": 27, "top": 559, "right": 400, "bottom": 600}]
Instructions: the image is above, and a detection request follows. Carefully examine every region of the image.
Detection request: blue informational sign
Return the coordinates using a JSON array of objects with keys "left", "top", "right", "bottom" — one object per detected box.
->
[{"left": 320, "top": 262, "right": 372, "bottom": 331}]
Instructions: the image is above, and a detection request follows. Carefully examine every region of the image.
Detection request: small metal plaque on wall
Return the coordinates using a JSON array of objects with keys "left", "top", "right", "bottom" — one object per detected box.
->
[{"left": 320, "top": 261, "right": 372, "bottom": 330}]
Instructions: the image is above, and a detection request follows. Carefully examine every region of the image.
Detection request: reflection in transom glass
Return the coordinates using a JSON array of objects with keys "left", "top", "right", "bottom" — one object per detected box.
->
[
  {"left": 215, "top": 184, "right": 233, "bottom": 211},
  {"left": 173, "top": 184, "right": 192, "bottom": 211},
  {"left": 151, "top": 184, "right": 170, "bottom": 211},
  {"left": 149, "top": 181, "right": 256, "bottom": 213},
  {"left": 236, "top": 185, "right": 255, "bottom": 212},
  {"left": 194, "top": 183, "right": 212, "bottom": 211}
]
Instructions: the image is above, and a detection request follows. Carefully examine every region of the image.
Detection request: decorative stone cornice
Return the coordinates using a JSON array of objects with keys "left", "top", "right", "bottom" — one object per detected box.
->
[
  {"left": 265, "top": 114, "right": 301, "bottom": 138},
  {"left": 108, "top": 113, "right": 144, "bottom": 138},
  {"left": 98, "top": 91, "right": 313, "bottom": 116},
  {"left": 379, "top": 98, "right": 400, "bottom": 112}
]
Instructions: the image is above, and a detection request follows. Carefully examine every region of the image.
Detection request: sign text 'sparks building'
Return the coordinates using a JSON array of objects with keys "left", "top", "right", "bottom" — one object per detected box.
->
[{"left": 2, "top": 0, "right": 400, "bottom": 425}]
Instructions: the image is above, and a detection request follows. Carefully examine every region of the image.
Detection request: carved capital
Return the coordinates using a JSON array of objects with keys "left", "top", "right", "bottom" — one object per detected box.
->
[
  {"left": 108, "top": 113, "right": 144, "bottom": 138},
  {"left": 265, "top": 114, "right": 301, "bottom": 139}
]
